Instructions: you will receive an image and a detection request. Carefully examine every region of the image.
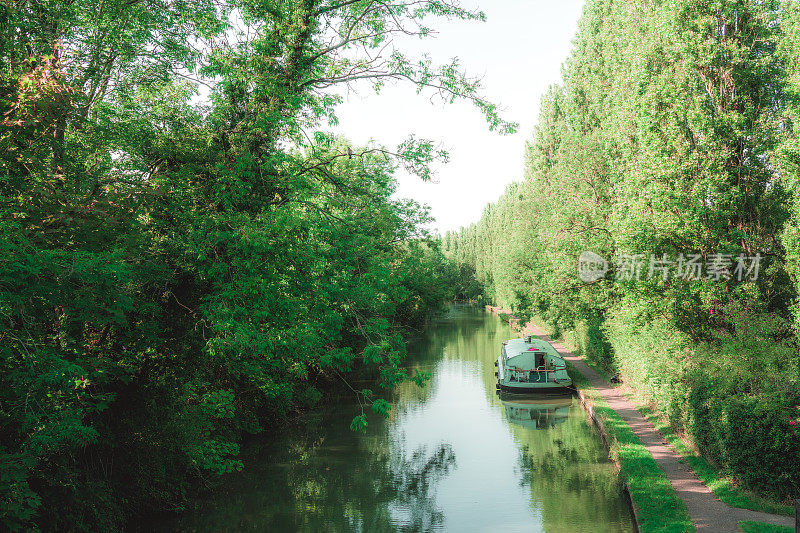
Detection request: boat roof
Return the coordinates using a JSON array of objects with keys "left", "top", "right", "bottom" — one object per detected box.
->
[{"left": 503, "top": 337, "right": 561, "bottom": 358}]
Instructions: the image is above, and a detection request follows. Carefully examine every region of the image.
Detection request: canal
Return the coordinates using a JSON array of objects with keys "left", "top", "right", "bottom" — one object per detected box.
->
[{"left": 147, "top": 305, "right": 635, "bottom": 532}]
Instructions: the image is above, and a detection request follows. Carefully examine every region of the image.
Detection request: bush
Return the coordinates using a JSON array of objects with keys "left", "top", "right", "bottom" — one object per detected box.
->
[
  {"left": 700, "top": 395, "right": 800, "bottom": 499},
  {"left": 607, "top": 315, "right": 800, "bottom": 501}
]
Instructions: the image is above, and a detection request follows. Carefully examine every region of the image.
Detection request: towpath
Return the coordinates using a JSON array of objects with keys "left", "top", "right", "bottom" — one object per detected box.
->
[{"left": 488, "top": 306, "right": 795, "bottom": 532}]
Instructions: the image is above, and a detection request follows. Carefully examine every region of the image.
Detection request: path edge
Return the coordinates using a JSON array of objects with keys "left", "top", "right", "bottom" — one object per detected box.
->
[
  {"left": 576, "top": 386, "right": 643, "bottom": 532},
  {"left": 486, "top": 305, "right": 644, "bottom": 532}
]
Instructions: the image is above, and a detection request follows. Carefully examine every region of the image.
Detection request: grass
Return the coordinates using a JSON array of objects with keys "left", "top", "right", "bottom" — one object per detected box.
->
[
  {"left": 568, "top": 364, "right": 695, "bottom": 533},
  {"left": 528, "top": 316, "right": 794, "bottom": 518},
  {"left": 738, "top": 521, "right": 794, "bottom": 533},
  {"left": 633, "top": 401, "right": 793, "bottom": 517}
]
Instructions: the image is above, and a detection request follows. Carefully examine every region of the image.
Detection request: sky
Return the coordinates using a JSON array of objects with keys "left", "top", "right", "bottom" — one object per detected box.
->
[{"left": 330, "top": 0, "right": 586, "bottom": 233}]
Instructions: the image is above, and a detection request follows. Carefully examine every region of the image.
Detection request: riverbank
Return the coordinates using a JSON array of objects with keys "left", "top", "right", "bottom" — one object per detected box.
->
[
  {"left": 569, "top": 366, "right": 693, "bottom": 533},
  {"left": 135, "top": 306, "right": 636, "bottom": 532},
  {"left": 525, "top": 312, "right": 795, "bottom": 513},
  {"left": 486, "top": 306, "right": 796, "bottom": 532}
]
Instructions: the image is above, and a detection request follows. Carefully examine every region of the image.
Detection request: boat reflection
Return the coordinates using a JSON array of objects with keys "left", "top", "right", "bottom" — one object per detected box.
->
[{"left": 498, "top": 394, "right": 573, "bottom": 430}]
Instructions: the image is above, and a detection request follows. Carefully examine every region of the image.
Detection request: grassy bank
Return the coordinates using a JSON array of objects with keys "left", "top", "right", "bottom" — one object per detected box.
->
[
  {"left": 536, "top": 316, "right": 795, "bottom": 517},
  {"left": 738, "top": 521, "right": 793, "bottom": 533},
  {"left": 636, "top": 405, "right": 793, "bottom": 517},
  {"left": 568, "top": 365, "right": 695, "bottom": 533}
]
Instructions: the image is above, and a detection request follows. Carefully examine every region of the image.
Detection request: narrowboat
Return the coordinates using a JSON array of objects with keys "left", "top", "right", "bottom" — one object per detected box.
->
[{"left": 495, "top": 335, "right": 572, "bottom": 393}]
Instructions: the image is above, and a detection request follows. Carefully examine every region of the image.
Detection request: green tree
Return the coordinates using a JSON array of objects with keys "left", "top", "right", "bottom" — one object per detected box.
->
[{"left": 0, "top": 0, "right": 513, "bottom": 529}]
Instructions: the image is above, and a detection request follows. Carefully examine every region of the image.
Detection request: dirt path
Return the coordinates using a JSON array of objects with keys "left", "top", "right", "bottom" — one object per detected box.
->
[{"left": 489, "top": 308, "right": 794, "bottom": 532}]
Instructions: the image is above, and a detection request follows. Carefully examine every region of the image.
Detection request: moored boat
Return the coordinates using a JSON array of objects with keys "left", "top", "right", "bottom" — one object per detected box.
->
[{"left": 495, "top": 335, "right": 572, "bottom": 393}]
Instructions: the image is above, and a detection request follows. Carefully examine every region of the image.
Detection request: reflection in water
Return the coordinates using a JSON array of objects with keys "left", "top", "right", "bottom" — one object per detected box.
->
[
  {"left": 499, "top": 396, "right": 572, "bottom": 430},
  {"left": 390, "top": 444, "right": 457, "bottom": 531},
  {"left": 141, "top": 306, "right": 634, "bottom": 532},
  {"left": 506, "top": 397, "right": 634, "bottom": 532}
]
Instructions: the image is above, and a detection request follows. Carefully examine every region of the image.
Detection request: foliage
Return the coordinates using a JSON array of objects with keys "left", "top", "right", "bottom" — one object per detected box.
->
[
  {"left": 637, "top": 404, "right": 794, "bottom": 516},
  {"left": 448, "top": 0, "right": 800, "bottom": 503},
  {"left": 0, "top": 0, "right": 510, "bottom": 529}
]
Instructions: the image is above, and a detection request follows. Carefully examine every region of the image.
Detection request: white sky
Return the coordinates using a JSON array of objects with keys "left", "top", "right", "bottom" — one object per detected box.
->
[{"left": 330, "top": 0, "right": 586, "bottom": 233}]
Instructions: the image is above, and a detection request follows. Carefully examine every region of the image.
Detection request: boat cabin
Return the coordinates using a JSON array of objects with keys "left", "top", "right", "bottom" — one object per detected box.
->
[
  {"left": 501, "top": 336, "right": 561, "bottom": 382},
  {"left": 495, "top": 335, "right": 572, "bottom": 392}
]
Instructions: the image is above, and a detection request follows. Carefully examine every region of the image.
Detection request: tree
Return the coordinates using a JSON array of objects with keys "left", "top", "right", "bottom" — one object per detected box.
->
[{"left": 0, "top": 0, "right": 511, "bottom": 529}]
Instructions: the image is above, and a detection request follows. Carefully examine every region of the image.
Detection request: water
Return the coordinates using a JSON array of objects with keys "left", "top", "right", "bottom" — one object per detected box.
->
[{"left": 147, "top": 306, "right": 634, "bottom": 532}]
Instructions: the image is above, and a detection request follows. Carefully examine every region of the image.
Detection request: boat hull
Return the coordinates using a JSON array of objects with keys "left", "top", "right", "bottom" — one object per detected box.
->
[{"left": 497, "top": 381, "right": 572, "bottom": 394}]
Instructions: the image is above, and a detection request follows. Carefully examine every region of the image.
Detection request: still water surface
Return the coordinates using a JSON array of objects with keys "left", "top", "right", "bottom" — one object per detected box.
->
[{"left": 152, "top": 306, "right": 634, "bottom": 532}]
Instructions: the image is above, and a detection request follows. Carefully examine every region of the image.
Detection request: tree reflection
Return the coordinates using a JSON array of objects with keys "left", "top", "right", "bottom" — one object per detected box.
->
[
  {"left": 389, "top": 444, "right": 457, "bottom": 532},
  {"left": 142, "top": 418, "right": 457, "bottom": 533},
  {"left": 394, "top": 304, "right": 499, "bottom": 410},
  {"left": 514, "top": 411, "right": 634, "bottom": 532}
]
